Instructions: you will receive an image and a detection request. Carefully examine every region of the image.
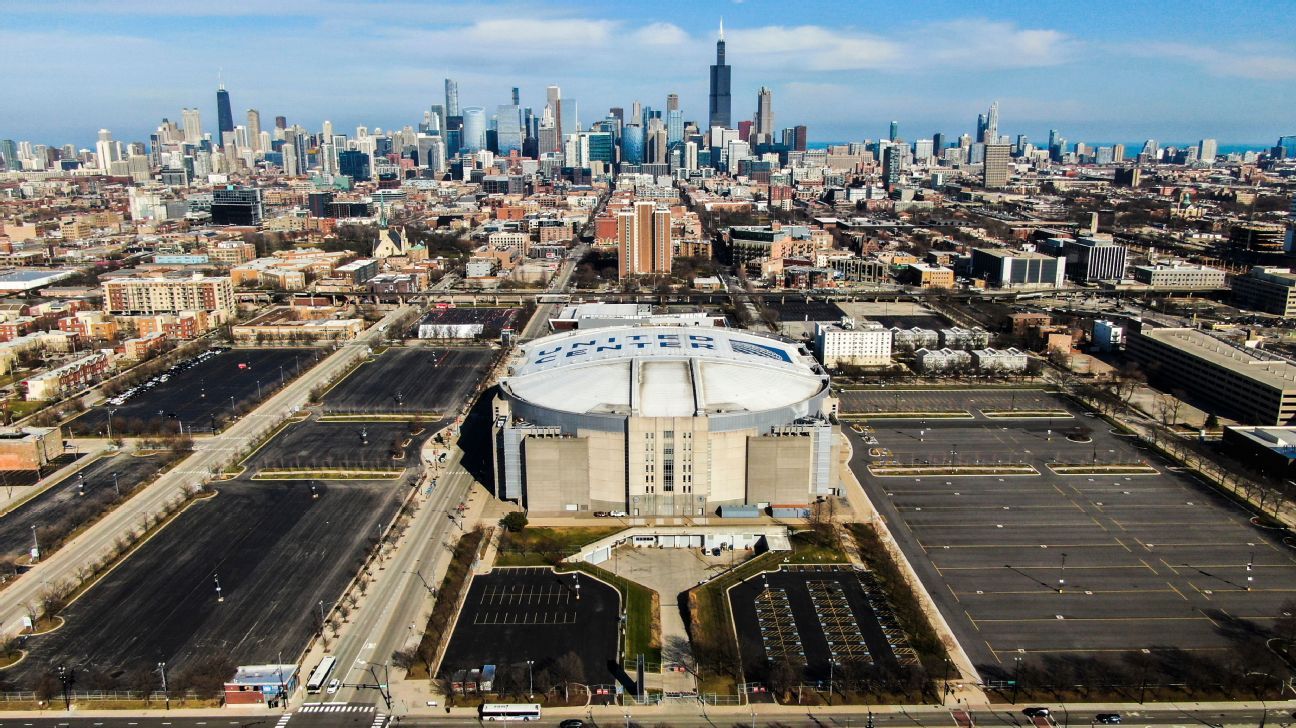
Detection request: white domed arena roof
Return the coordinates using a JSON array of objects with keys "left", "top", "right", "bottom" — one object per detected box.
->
[{"left": 503, "top": 326, "right": 828, "bottom": 418}]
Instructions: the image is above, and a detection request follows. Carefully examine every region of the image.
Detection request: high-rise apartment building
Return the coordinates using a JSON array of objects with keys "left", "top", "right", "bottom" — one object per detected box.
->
[
  {"left": 617, "top": 201, "right": 672, "bottom": 279},
  {"left": 983, "top": 144, "right": 1011, "bottom": 188},
  {"left": 1198, "top": 138, "right": 1218, "bottom": 165},
  {"left": 444, "top": 78, "right": 460, "bottom": 118},
  {"left": 708, "top": 21, "right": 732, "bottom": 129}
]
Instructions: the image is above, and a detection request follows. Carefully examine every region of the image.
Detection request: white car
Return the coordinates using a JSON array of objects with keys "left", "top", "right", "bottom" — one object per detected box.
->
[
  {"left": 609, "top": 510, "right": 629, "bottom": 518},
  {"left": 326, "top": 678, "right": 340, "bottom": 695}
]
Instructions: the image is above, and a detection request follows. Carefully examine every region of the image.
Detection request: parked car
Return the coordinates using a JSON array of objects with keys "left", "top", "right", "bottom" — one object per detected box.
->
[
  {"left": 593, "top": 511, "right": 611, "bottom": 518},
  {"left": 609, "top": 510, "right": 628, "bottom": 517}
]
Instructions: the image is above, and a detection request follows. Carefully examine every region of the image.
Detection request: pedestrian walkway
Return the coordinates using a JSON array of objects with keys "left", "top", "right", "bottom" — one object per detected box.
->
[{"left": 298, "top": 703, "right": 376, "bottom": 713}]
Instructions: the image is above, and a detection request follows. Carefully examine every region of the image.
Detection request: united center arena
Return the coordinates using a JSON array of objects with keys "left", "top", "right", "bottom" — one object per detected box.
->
[{"left": 490, "top": 326, "right": 840, "bottom": 515}]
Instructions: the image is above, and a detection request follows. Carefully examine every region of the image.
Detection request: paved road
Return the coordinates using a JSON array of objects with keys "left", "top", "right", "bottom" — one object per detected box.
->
[
  {"left": 8, "top": 705, "right": 1292, "bottom": 728},
  {"left": 0, "top": 307, "right": 413, "bottom": 633},
  {"left": 329, "top": 442, "right": 478, "bottom": 708}
]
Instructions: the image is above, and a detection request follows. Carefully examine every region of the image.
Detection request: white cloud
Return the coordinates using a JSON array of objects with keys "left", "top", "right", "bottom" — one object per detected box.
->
[
  {"left": 632, "top": 22, "right": 690, "bottom": 46},
  {"left": 1134, "top": 42, "right": 1296, "bottom": 80}
]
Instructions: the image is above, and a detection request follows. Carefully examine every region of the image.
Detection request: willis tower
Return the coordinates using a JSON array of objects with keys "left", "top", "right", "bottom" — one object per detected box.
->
[{"left": 708, "top": 19, "right": 731, "bottom": 130}]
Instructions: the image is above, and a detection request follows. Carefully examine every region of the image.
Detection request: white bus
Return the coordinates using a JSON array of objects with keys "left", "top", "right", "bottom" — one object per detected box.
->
[
  {"left": 305, "top": 656, "right": 337, "bottom": 694},
  {"left": 479, "top": 703, "right": 542, "bottom": 721}
]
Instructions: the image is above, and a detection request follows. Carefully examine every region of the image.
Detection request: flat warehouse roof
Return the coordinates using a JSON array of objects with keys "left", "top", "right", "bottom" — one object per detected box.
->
[{"left": 1139, "top": 327, "right": 1296, "bottom": 390}]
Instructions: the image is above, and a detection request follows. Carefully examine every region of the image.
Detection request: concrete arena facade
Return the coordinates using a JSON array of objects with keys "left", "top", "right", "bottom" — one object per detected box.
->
[{"left": 491, "top": 326, "right": 840, "bottom": 515}]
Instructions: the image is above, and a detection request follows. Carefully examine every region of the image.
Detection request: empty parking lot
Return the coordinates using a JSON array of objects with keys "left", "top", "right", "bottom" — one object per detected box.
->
[
  {"left": 440, "top": 567, "right": 620, "bottom": 688},
  {"left": 321, "top": 347, "right": 495, "bottom": 416},
  {"left": 847, "top": 389, "right": 1296, "bottom": 680},
  {"left": 729, "top": 566, "right": 916, "bottom": 684},
  {"left": 8, "top": 477, "right": 401, "bottom": 686}
]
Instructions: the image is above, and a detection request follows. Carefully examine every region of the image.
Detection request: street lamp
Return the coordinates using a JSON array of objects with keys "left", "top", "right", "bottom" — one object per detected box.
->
[
  {"left": 30, "top": 524, "right": 39, "bottom": 562},
  {"left": 526, "top": 659, "right": 534, "bottom": 699},
  {"left": 112, "top": 472, "right": 120, "bottom": 497},
  {"left": 107, "top": 407, "right": 118, "bottom": 441},
  {"left": 55, "top": 664, "right": 73, "bottom": 710},
  {"left": 157, "top": 661, "right": 169, "bottom": 709}
]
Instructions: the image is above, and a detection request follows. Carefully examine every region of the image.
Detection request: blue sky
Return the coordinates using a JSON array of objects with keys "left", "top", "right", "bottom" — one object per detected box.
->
[{"left": 3, "top": 0, "right": 1294, "bottom": 148}]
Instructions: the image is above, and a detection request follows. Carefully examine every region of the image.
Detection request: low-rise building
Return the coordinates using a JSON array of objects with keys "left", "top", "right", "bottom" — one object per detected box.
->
[
  {"left": 970, "top": 347, "right": 1029, "bottom": 373},
  {"left": 814, "top": 319, "right": 892, "bottom": 367},
  {"left": 103, "top": 273, "right": 235, "bottom": 316},
  {"left": 938, "top": 327, "right": 991, "bottom": 350},
  {"left": 890, "top": 326, "right": 939, "bottom": 353},
  {"left": 231, "top": 307, "right": 365, "bottom": 344},
  {"left": 970, "top": 248, "right": 1065, "bottom": 289},
  {"left": 0, "top": 426, "right": 62, "bottom": 471},
  {"left": 1232, "top": 267, "right": 1296, "bottom": 317},
  {"left": 1126, "top": 327, "right": 1296, "bottom": 425},
  {"left": 905, "top": 263, "right": 956, "bottom": 289},
  {"left": 1222, "top": 426, "right": 1296, "bottom": 478},
  {"left": 21, "top": 351, "right": 112, "bottom": 400},
  {"left": 1131, "top": 263, "right": 1227, "bottom": 289},
  {"left": 914, "top": 347, "right": 972, "bottom": 373}
]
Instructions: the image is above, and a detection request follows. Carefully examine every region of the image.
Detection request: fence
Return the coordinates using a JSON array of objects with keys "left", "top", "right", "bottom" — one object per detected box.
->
[{"left": 0, "top": 689, "right": 205, "bottom": 703}]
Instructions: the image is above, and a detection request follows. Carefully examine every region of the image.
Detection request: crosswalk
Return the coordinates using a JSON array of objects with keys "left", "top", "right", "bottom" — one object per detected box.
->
[
  {"left": 275, "top": 714, "right": 293, "bottom": 728},
  {"left": 298, "top": 703, "right": 377, "bottom": 713},
  {"left": 370, "top": 713, "right": 389, "bottom": 728}
]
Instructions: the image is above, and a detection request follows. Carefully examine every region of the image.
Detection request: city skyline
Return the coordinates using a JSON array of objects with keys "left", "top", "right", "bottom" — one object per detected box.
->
[{"left": 3, "top": 0, "right": 1294, "bottom": 147}]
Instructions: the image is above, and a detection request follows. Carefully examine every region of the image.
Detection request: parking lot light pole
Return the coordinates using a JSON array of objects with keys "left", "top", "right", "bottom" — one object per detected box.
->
[
  {"left": 107, "top": 407, "right": 118, "bottom": 441},
  {"left": 157, "top": 661, "right": 169, "bottom": 709},
  {"left": 527, "top": 659, "right": 534, "bottom": 698},
  {"left": 112, "top": 472, "right": 120, "bottom": 497},
  {"left": 31, "top": 524, "right": 38, "bottom": 562},
  {"left": 1059, "top": 553, "right": 1067, "bottom": 593},
  {"left": 214, "top": 573, "right": 224, "bottom": 602}
]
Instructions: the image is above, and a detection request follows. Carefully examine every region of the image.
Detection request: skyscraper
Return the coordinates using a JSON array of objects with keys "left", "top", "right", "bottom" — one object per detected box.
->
[
  {"left": 511, "top": 87, "right": 520, "bottom": 106},
  {"left": 496, "top": 104, "right": 523, "bottom": 154},
  {"left": 216, "top": 84, "right": 234, "bottom": 146},
  {"left": 754, "top": 87, "right": 773, "bottom": 145},
  {"left": 666, "top": 93, "right": 679, "bottom": 112},
  {"left": 1199, "top": 138, "right": 1218, "bottom": 165},
  {"left": 95, "top": 128, "right": 118, "bottom": 172},
  {"left": 546, "top": 85, "right": 563, "bottom": 143},
  {"left": 461, "top": 107, "right": 486, "bottom": 152},
  {"left": 181, "top": 108, "right": 203, "bottom": 143},
  {"left": 889, "top": 121, "right": 899, "bottom": 142},
  {"left": 708, "top": 20, "right": 732, "bottom": 130},
  {"left": 882, "top": 146, "right": 901, "bottom": 190},
  {"left": 444, "top": 79, "right": 460, "bottom": 118},
  {"left": 986, "top": 101, "right": 999, "bottom": 144},
  {"left": 621, "top": 123, "right": 645, "bottom": 165},
  {"left": 983, "top": 144, "right": 1011, "bottom": 188},
  {"left": 246, "top": 109, "right": 262, "bottom": 152}
]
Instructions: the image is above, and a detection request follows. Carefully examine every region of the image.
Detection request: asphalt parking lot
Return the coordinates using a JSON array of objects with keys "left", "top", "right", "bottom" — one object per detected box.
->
[
  {"left": 253, "top": 420, "right": 426, "bottom": 471},
  {"left": 440, "top": 567, "right": 620, "bottom": 689},
  {"left": 8, "top": 477, "right": 402, "bottom": 686},
  {"left": 769, "top": 299, "right": 845, "bottom": 323},
  {"left": 839, "top": 388, "right": 1064, "bottom": 416},
  {"left": 729, "top": 566, "right": 913, "bottom": 684},
  {"left": 322, "top": 347, "right": 495, "bottom": 416},
  {"left": 70, "top": 348, "right": 324, "bottom": 435},
  {"left": 0, "top": 450, "right": 167, "bottom": 558},
  {"left": 846, "top": 390, "right": 1296, "bottom": 679}
]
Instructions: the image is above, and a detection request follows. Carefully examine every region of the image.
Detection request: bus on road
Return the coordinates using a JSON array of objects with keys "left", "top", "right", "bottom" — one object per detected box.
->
[
  {"left": 480, "top": 703, "right": 542, "bottom": 721},
  {"left": 305, "top": 656, "right": 337, "bottom": 694}
]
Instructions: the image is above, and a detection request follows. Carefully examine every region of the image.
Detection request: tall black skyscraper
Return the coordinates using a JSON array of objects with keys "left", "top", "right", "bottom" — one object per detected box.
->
[
  {"left": 708, "top": 20, "right": 731, "bottom": 130},
  {"left": 216, "top": 84, "right": 234, "bottom": 145}
]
